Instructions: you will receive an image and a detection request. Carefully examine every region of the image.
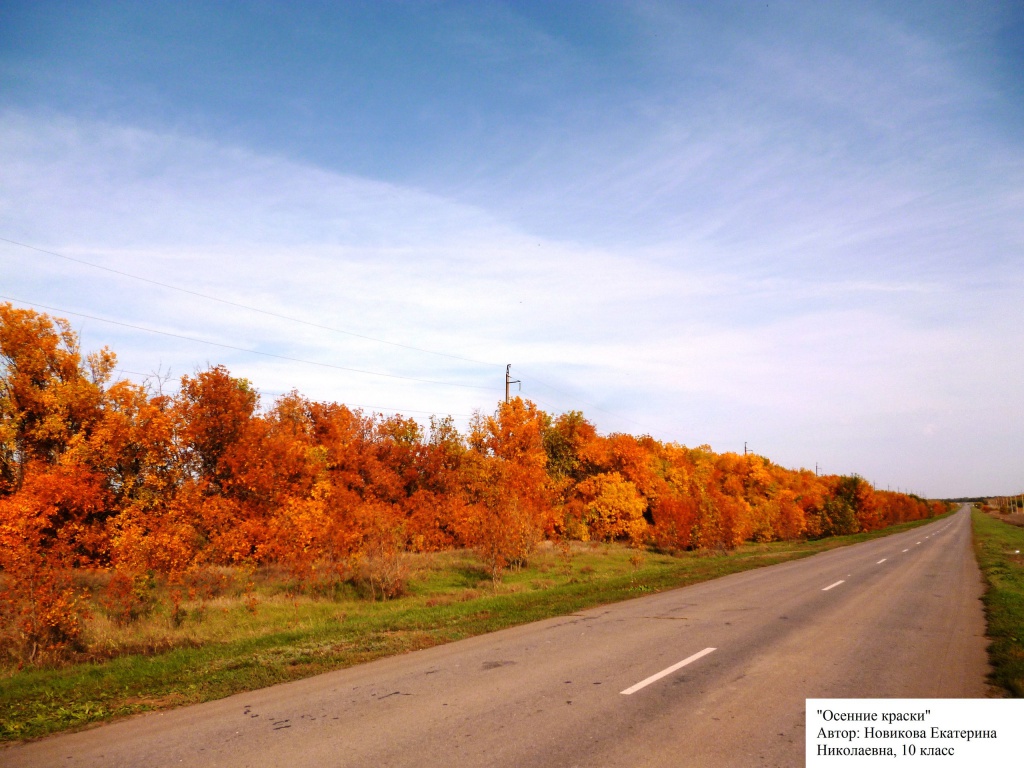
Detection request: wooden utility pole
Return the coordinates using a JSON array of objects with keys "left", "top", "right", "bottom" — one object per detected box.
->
[{"left": 505, "top": 364, "right": 520, "bottom": 403}]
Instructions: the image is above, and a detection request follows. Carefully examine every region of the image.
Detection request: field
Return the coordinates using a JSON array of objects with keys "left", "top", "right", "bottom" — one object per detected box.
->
[{"left": 972, "top": 508, "right": 1024, "bottom": 696}]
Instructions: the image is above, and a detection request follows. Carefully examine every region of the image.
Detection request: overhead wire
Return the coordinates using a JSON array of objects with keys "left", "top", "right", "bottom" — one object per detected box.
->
[
  {"left": 115, "top": 368, "right": 157, "bottom": 379},
  {"left": 2, "top": 236, "right": 670, "bottom": 437},
  {"left": 518, "top": 366, "right": 674, "bottom": 439},
  {"left": 0, "top": 236, "right": 502, "bottom": 368},
  {"left": 272, "top": 399, "right": 476, "bottom": 419},
  {"left": 0, "top": 295, "right": 494, "bottom": 391},
  {"left": 114, "top": 369, "right": 477, "bottom": 419}
]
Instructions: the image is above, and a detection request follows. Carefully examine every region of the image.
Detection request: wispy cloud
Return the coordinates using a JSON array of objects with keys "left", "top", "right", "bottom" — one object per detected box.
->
[{"left": 0, "top": 2, "right": 1022, "bottom": 496}]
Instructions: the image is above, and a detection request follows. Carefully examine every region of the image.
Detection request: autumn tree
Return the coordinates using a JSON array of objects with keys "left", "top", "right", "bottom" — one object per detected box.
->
[
  {"left": 685, "top": 447, "right": 736, "bottom": 550},
  {"left": 0, "top": 304, "right": 114, "bottom": 661},
  {"left": 404, "top": 415, "right": 473, "bottom": 551},
  {"left": 1, "top": 303, "right": 948, "bottom": 664},
  {"left": 470, "top": 397, "right": 554, "bottom": 541},
  {"left": 575, "top": 471, "right": 647, "bottom": 544},
  {"left": 814, "top": 475, "right": 862, "bottom": 537},
  {"left": 466, "top": 454, "right": 539, "bottom": 584},
  {"left": 0, "top": 303, "right": 110, "bottom": 491}
]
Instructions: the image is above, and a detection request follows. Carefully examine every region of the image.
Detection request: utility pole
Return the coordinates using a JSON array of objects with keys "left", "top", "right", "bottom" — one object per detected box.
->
[
  {"left": 815, "top": 462, "right": 819, "bottom": 476},
  {"left": 505, "top": 364, "right": 520, "bottom": 403},
  {"left": 744, "top": 441, "right": 748, "bottom": 456}
]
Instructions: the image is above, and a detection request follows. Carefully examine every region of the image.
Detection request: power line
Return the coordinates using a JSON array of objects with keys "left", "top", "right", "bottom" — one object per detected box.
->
[
  {"left": 116, "top": 368, "right": 156, "bottom": 379},
  {"left": 296, "top": 402, "right": 475, "bottom": 419},
  {"left": 115, "top": 369, "right": 477, "bottom": 419},
  {"left": 1, "top": 236, "right": 502, "bottom": 368},
  {"left": 518, "top": 365, "right": 673, "bottom": 439},
  {"left": 1, "top": 295, "right": 494, "bottom": 391},
  {"left": 256, "top": 393, "right": 477, "bottom": 419},
  {"left": 3, "top": 236, "right": 671, "bottom": 437}
]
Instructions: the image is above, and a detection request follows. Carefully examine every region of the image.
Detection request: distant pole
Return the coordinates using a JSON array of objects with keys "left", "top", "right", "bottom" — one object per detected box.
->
[
  {"left": 744, "top": 441, "right": 748, "bottom": 455},
  {"left": 815, "top": 462, "right": 819, "bottom": 476},
  {"left": 505, "top": 364, "right": 520, "bottom": 403}
]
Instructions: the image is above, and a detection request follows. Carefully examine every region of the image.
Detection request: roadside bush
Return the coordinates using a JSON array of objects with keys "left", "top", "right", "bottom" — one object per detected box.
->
[
  {"left": 0, "top": 556, "right": 87, "bottom": 666},
  {"left": 353, "top": 508, "right": 409, "bottom": 600},
  {"left": 98, "top": 570, "right": 156, "bottom": 626}
]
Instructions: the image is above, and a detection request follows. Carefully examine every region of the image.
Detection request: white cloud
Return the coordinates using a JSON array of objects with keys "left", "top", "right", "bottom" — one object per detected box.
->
[{"left": 1, "top": 108, "right": 1022, "bottom": 497}]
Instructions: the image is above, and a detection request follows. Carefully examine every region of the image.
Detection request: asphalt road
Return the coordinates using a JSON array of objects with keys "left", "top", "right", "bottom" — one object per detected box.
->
[{"left": 5, "top": 506, "right": 989, "bottom": 767}]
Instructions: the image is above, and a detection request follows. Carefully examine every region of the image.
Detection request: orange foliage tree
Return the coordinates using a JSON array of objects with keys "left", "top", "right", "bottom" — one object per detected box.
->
[
  {"left": 0, "top": 304, "right": 949, "bottom": 662},
  {"left": 0, "top": 304, "right": 110, "bottom": 661}
]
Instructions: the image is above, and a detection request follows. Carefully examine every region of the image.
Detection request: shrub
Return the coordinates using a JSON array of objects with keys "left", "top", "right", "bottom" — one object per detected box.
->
[
  {"left": 353, "top": 509, "right": 409, "bottom": 600},
  {"left": 98, "top": 570, "right": 156, "bottom": 626},
  {"left": 0, "top": 556, "right": 87, "bottom": 666}
]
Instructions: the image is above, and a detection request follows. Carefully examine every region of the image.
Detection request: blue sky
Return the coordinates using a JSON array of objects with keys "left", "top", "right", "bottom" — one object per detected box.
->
[{"left": 1, "top": 1, "right": 1022, "bottom": 497}]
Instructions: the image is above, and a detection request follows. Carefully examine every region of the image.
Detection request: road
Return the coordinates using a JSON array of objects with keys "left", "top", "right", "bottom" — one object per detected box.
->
[{"left": 5, "top": 506, "right": 989, "bottom": 767}]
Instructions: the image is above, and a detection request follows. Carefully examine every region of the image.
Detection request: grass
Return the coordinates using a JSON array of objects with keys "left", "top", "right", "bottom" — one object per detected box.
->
[
  {"left": 972, "top": 508, "right": 1024, "bottom": 696},
  {"left": 0, "top": 515, "right": 948, "bottom": 742}
]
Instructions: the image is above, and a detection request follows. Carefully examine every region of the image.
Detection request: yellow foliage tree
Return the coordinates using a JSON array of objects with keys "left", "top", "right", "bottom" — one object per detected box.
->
[{"left": 575, "top": 471, "right": 647, "bottom": 544}]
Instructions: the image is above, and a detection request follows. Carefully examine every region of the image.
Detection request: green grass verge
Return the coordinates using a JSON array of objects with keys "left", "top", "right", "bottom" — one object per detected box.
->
[
  {"left": 1, "top": 515, "right": 946, "bottom": 742},
  {"left": 972, "top": 509, "right": 1024, "bottom": 696}
]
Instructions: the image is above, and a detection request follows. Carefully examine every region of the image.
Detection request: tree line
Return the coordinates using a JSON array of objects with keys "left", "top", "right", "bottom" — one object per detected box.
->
[{"left": 0, "top": 303, "right": 945, "bottom": 662}]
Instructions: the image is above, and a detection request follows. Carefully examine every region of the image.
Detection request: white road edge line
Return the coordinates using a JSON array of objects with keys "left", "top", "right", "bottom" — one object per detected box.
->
[
  {"left": 876, "top": 559, "right": 887, "bottom": 564},
  {"left": 822, "top": 580, "right": 845, "bottom": 591},
  {"left": 620, "top": 648, "right": 717, "bottom": 695}
]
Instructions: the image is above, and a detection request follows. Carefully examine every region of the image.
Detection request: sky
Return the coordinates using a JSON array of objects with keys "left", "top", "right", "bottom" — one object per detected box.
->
[{"left": 0, "top": 1, "right": 1021, "bottom": 498}]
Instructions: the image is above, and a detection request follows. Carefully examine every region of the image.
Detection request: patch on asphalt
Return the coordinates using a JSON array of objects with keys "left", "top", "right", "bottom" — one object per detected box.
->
[{"left": 482, "top": 660, "right": 516, "bottom": 670}]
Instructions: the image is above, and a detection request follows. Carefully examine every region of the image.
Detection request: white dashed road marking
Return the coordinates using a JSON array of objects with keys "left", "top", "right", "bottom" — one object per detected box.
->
[{"left": 620, "top": 648, "right": 717, "bottom": 695}]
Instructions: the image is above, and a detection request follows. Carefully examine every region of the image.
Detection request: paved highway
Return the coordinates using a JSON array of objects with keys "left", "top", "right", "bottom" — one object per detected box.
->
[{"left": 5, "top": 506, "right": 988, "bottom": 767}]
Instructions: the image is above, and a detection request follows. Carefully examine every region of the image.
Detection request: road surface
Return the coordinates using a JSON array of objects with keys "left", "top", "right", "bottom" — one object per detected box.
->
[{"left": 5, "top": 506, "right": 989, "bottom": 767}]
